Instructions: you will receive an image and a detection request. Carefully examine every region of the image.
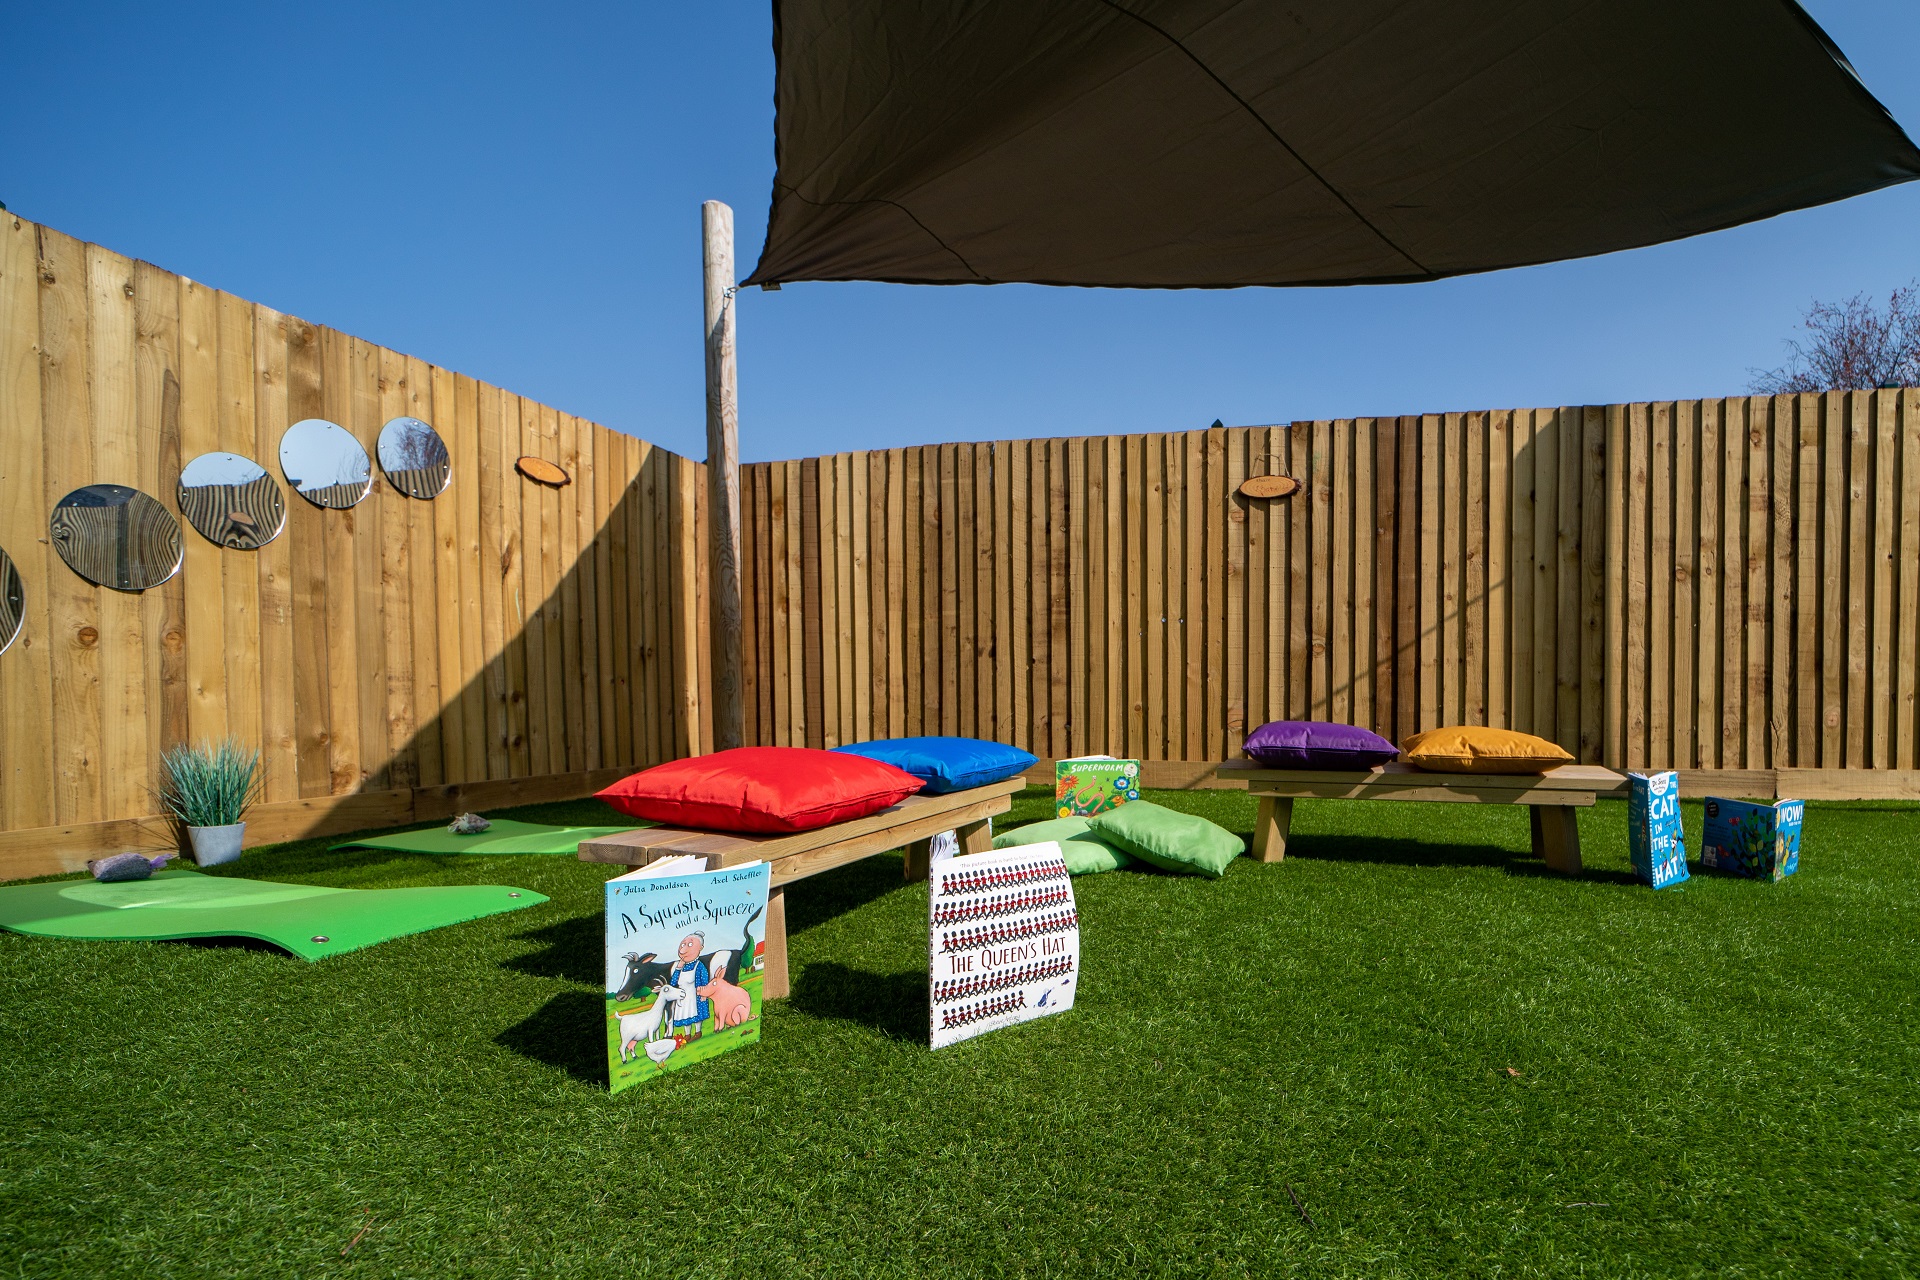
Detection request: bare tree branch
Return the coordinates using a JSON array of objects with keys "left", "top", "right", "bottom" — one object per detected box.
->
[{"left": 1751, "top": 284, "right": 1920, "bottom": 394}]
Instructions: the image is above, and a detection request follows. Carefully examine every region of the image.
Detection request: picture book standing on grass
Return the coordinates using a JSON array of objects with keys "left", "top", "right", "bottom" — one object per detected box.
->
[
  {"left": 1703, "top": 797, "right": 1804, "bottom": 880},
  {"left": 1627, "top": 771, "right": 1689, "bottom": 889},
  {"left": 929, "top": 842, "right": 1079, "bottom": 1049},
  {"left": 1055, "top": 756, "right": 1139, "bottom": 818},
  {"left": 604, "top": 857, "right": 770, "bottom": 1094}
]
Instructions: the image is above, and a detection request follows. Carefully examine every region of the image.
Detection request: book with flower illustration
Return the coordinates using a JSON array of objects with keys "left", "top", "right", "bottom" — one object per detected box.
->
[
  {"left": 1054, "top": 755, "right": 1140, "bottom": 818},
  {"left": 928, "top": 842, "right": 1080, "bottom": 1049},
  {"left": 1702, "top": 797, "right": 1803, "bottom": 881},
  {"left": 604, "top": 856, "right": 769, "bottom": 1094}
]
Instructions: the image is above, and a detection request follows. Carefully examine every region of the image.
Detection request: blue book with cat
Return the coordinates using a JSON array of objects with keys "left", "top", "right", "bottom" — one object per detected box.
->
[
  {"left": 1627, "top": 771, "right": 1688, "bottom": 889},
  {"left": 604, "top": 857, "right": 769, "bottom": 1094}
]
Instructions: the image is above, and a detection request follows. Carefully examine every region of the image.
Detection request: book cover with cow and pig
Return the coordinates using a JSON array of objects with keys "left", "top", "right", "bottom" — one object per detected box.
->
[
  {"left": 604, "top": 856, "right": 770, "bottom": 1094},
  {"left": 928, "top": 842, "right": 1080, "bottom": 1049}
]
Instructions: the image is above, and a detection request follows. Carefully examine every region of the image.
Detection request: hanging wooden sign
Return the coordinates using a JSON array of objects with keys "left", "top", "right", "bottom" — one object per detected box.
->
[
  {"left": 1237, "top": 473, "right": 1301, "bottom": 500},
  {"left": 516, "top": 456, "right": 571, "bottom": 487}
]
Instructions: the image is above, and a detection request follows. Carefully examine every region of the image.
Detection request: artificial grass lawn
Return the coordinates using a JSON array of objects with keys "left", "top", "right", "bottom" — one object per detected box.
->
[{"left": 1, "top": 789, "right": 1915, "bottom": 1277}]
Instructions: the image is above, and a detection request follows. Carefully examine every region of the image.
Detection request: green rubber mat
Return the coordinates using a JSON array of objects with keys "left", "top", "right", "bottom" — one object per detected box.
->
[
  {"left": 0, "top": 871, "right": 547, "bottom": 961},
  {"left": 330, "top": 818, "right": 645, "bottom": 856}
]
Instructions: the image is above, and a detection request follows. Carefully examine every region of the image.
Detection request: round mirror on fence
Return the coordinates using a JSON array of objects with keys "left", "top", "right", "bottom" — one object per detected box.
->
[
  {"left": 48, "top": 485, "right": 184, "bottom": 592},
  {"left": 177, "top": 451, "right": 287, "bottom": 549},
  {"left": 0, "top": 544, "right": 22, "bottom": 655},
  {"left": 377, "top": 416, "right": 451, "bottom": 499},
  {"left": 279, "top": 418, "right": 373, "bottom": 509}
]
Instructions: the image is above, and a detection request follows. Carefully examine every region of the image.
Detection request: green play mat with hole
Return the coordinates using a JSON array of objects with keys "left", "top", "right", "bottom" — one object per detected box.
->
[{"left": 0, "top": 871, "right": 547, "bottom": 961}]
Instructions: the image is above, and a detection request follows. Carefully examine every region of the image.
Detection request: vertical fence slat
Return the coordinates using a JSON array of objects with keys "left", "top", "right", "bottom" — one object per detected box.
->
[
  {"left": 1721, "top": 397, "right": 1747, "bottom": 770},
  {"left": 1371, "top": 421, "right": 1397, "bottom": 738},
  {"left": 1649, "top": 403, "right": 1673, "bottom": 766},
  {"left": 1439, "top": 412, "right": 1462, "bottom": 727},
  {"left": 0, "top": 218, "right": 54, "bottom": 829},
  {"left": 1124, "top": 434, "right": 1145, "bottom": 757},
  {"left": 1768, "top": 397, "right": 1793, "bottom": 770},
  {"left": 1068, "top": 438, "right": 1089, "bottom": 756},
  {"left": 88, "top": 248, "right": 150, "bottom": 822},
  {"left": 1704, "top": 400, "right": 1729, "bottom": 770},
  {"left": 1579, "top": 406, "right": 1607, "bottom": 764},
  {"left": 1745, "top": 397, "right": 1771, "bottom": 771},
  {"left": 1555, "top": 405, "right": 1584, "bottom": 755},
  {"left": 1394, "top": 419, "right": 1419, "bottom": 739},
  {"left": 1533, "top": 410, "right": 1561, "bottom": 753},
  {"left": 1103, "top": 438, "right": 1126, "bottom": 751},
  {"left": 140, "top": 266, "right": 189, "bottom": 777},
  {"left": 1846, "top": 394, "right": 1870, "bottom": 766},
  {"left": 1463, "top": 414, "right": 1486, "bottom": 726},
  {"left": 1601, "top": 405, "right": 1625, "bottom": 767},
  {"left": 1331, "top": 422, "right": 1354, "bottom": 729},
  {"left": 1509, "top": 411, "right": 1535, "bottom": 738},
  {"left": 1898, "top": 391, "right": 1920, "bottom": 768},
  {"left": 1352, "top": 422, "right": 1374, "bottom": 735},
  {"left": 1671, "top": 402, "right": 1696, "bottom": 771},
  {"left": 1417, "top": 415, "right": 1440, "bottom": 732},
  {"left": 1205, "top": 428, "right": 1227, "bottom": 756}
]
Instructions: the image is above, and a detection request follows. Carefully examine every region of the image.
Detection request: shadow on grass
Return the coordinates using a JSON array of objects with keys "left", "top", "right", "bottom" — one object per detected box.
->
[
  {"left": 1284, "top": 833, "right": 1642, "bottom": 886},
  {"left": 783, "top": 855, "right": 912, "bottom": 935},
  {"left": 178, "top": 934, "right": 297, "bottom": 957},
  {"left": 789, "top": 960, "right": 929, "bottom": 1043},
  {"left": 208, "top": 842, "right": 426, "bottom": 879},
  {"left": 495, "top": 990, "right": 606, "bottom": 1086},
  {"left": 500, "top": 912, "right": 602, "bottom": 985}
]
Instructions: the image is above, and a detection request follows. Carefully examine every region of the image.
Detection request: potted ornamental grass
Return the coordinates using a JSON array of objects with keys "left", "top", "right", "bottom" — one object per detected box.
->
[{"left": 158, "top": 739, "right": 264, "bottom": 867}]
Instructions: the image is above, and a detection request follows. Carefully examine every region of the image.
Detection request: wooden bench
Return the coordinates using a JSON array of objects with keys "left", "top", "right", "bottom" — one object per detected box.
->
[
  {"left": 577, "top": 777, "right": 1025, "bottom": 999},
  {"left": 1213, "top": 760, "right": 1629, "bottom": 875}
]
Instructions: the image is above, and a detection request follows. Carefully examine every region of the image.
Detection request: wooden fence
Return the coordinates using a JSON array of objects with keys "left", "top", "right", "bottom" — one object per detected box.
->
[
  {"left": 0, "top": 215, "right": 708, "bottom": 877},
  {"left": 9, "top": 214, "right": 1920, "bottom": 883},
  {"left": 738, "top": 394, "right": 1920, "bottom": 787}
]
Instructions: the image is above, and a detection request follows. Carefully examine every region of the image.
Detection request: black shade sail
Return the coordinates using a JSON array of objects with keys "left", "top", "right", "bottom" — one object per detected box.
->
[{"left": 744, "top": 0, "right": 1920, "bottom": 289}]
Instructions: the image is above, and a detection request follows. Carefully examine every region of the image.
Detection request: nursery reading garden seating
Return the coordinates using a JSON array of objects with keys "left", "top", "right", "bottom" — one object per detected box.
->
[
  {"left": 1215, "top": 759, "right": 1629, "bottom": 875},
  {"left": 579, "top": 776, "right": 1024, "bottom": 998}
]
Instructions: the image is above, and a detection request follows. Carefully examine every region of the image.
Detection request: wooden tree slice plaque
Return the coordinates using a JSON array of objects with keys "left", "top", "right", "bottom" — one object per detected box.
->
[
  {"left": 516, "top": 456, "right": 571, "bottom": 487},
  {"left": 1237, "top": 474, "right": 1301, "bottom": 500}
]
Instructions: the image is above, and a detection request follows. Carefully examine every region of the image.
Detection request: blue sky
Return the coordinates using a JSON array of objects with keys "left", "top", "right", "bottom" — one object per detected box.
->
[{"left": 6, "top": 2, "right": 1917, "bottom": 464}]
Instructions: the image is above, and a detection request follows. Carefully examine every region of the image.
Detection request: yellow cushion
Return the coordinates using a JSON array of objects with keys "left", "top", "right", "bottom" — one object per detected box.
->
[{"left": 1399, "top": 726, "right": 1574, "bottom": 774}]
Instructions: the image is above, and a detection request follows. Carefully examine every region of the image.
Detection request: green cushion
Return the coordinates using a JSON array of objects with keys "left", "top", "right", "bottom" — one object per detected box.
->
[
  {"left": 992, "top": 817, "right": 1135, "bottom": 875},
  {"left": 1087, "top": 800, "right": 1244, "bottom": 877}
]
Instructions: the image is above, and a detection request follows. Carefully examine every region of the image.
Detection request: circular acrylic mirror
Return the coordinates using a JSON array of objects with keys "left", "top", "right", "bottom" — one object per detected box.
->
[
  {"left": 177, "top": 451, "right": 288, "bottom": 550},
  {"left": 0, "top": 544, "right": 22, "bottom": 656},
  {"left": 377, "top": 416, "right": 451, "bottom": 499},
  {"left": 48, "top": 485, "right": 184, "bottom": 592},
  {"left": 279, "top": 418, "right": 372, "bottom": 509}
]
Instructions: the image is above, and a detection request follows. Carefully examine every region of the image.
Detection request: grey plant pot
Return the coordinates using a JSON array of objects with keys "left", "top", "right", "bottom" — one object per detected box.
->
[{"left": 187, "top": 822, "right": 246, "bottom": 867}]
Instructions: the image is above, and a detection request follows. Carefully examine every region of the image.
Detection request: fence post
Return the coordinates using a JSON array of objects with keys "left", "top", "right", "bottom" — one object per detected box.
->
[{"left": 703, "top": 200, "right": 745, "bottom": 752}]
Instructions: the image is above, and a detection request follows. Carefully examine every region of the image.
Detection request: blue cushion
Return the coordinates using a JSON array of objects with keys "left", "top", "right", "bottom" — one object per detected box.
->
[{"left": 832, "top": 736, "right": 1038, "bottom": 794}]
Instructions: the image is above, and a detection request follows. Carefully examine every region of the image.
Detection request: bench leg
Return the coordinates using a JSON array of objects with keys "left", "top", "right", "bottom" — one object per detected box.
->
[
  {"left": 905, "top": 819, "right": 992, "bottom": 882},
  {"left": 958, "top": 817, "right": 993, "bottom": 855},
  {"left": 761, "top": 885, "right": 790, "bottom": 1001},
  {"left": 1251, "top": 795, "right": 1293, "bottom": 863},
  {"left": 903, "top": 839, "right": 931, "bottom": 882},
  {"left": 1531, "top": 804, "right": 1583, "bottom": 876}
]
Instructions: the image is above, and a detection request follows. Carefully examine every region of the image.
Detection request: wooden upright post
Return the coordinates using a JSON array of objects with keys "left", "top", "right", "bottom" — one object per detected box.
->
[{"left": 703, "top": 200, "right": 745, "bottom": 752}]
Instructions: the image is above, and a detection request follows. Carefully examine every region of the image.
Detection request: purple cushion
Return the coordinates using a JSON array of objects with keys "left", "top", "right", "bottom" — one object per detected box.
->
[{"left": 1242, "top": 720, "right": 1399, "bottom": 770}]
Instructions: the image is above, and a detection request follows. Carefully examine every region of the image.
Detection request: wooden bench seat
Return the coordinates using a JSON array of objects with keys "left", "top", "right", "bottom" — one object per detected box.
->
[
  {"left": 577, "top": 776, "right": 1025, "bottom": 999},
  {"left": 1213, "top": 760, "right": 1629, "bottom": 875}
]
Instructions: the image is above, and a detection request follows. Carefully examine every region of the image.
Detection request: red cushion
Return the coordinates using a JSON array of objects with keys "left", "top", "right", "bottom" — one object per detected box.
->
[{"left": 596, "top": 747, "right": 924, "bottom": 834}]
